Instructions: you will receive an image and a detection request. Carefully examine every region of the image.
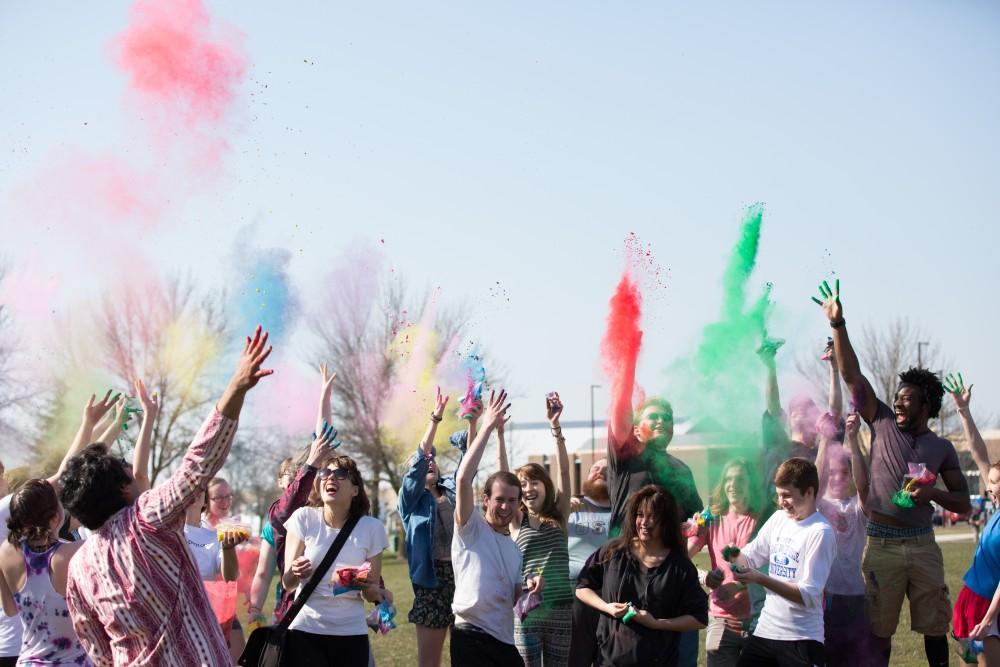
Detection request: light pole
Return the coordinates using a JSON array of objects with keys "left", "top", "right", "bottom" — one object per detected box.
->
[
  {"left": 917, "top": 341, "right": 929, "bottom": 368},
  {"left": 590, "top": 384, "right": 601, "bottom": 463}
]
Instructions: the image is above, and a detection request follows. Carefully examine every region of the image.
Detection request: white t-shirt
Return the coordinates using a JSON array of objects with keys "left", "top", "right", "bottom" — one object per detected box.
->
[
  {"left": 742, "top": 509, "right": 836, "bottom": 643},
  {"left": 817, "top": 495, "right": 866, "bottom": 596},
  {"left": 284, "top": 509, "right": 388, "bottom": 636},
  {"left": 0, "top": 494, "right": 23, "bottom": 658},
  {"left": 184, "top": 524, "right": 223, "bottom": 580},
  {"left": 451, "top": 511, "right": 523, "bottom": 645}
]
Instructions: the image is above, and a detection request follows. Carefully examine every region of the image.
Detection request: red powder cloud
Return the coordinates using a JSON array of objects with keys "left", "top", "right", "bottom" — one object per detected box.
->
[{"left": 115, "top": 0, "right": 247, "bottom": 129}]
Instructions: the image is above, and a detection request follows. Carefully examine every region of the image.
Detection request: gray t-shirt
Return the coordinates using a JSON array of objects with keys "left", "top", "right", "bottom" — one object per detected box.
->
[
  {"left": 432, "top": 495, "right": 455, "bottom": 561},
  {"left": 566, "top": 497, "right": 611, "bottom": 581},
  {"left": 866, "top": 400, "right": 962, "bottom": 528}
]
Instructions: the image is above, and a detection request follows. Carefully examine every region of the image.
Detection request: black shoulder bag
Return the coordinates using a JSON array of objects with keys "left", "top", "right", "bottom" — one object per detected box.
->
[{"left": 238, "top": 514, "right": 362, "bottom": 667}]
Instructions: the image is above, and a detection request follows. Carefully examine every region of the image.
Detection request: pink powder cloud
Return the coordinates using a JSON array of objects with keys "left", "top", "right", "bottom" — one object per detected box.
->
[{"left": 115, "top": 0, "right": 247, "bottom": 130}]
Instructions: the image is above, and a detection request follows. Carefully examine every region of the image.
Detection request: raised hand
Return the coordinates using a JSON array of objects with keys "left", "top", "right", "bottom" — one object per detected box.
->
[
  {"left": 307, "top": 422, "right": 341, "bottom": 467},
  {"left": 810, "top": 279, "right": 842, "bottom": 322},
  {"left": 821, "top": 337, "right": 834, "bottom": 362},
  {"left": 943, "top": 373, "right": 972, "bottom": 410},
  {"left": 134, "top": 379, "right": 159, "bottom": 419},
  {"left": 545, "top": 392, "right": 563, "bottom": 427},
  {"left": 83, "top": 390, "right": 121, "bottom": 426},
  {"left": 231, "top": 326, "right": 274, "bottom": 392},
  {"left": 319, "top": 363, "right": 337, "bottom": 394},
  {"left": 845, "top": 413, "right": 861, "bottom": 440},
  {"left": 756, "top": 334, "right": 785, "bottom": 363},
  {"left": 482, "top": 389, "right": 511, "bottom": 430},
  {"left": 433, "top": 386, "right": 450, "bottom": 421}
]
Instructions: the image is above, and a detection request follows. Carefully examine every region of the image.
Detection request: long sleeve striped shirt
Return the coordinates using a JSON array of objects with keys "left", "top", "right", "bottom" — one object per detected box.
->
[{"left": 66, "top": 409, "right": 237, "bottom": 667}]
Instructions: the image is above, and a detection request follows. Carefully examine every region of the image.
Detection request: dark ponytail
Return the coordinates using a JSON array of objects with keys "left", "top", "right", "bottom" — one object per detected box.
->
[{"left": 8, "top": 479, "right": 61, "bottom": 546}]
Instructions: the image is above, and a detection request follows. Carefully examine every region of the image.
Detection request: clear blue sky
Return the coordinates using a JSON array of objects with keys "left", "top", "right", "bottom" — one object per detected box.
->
[{"left": 2, "top": 1, "right": 999, "bottom": 436}]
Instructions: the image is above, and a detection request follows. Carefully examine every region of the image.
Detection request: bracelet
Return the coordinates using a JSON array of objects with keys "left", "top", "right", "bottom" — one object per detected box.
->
[
  {"left": 430, "top": 413, "right": 442, "bottom": 423},
  {"left": 829, "top": 317, "right": 846, "bottom": 329},
  {"left": 550, "top": 426, "right": 562, "bottom": 436}
]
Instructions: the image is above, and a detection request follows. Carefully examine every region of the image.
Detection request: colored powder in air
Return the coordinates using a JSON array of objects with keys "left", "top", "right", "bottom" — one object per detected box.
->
[
  {"left": 600, "top": 271, "right": 643, "bottom": 413},
  {"left": 669, "top": 204, "right": 773, "bottom": 436},
  {"left": 115, "top": 0, "right": 246, "bottom": 129},
  {"left": 231, "top": 242, "right": 299, "bottom": 344},
  {"left": 457, "top": 346, "right": 486, "bottom": 418}
]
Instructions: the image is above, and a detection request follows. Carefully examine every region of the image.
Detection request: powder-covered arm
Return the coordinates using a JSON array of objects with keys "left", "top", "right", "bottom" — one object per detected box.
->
[
  {"left": 455, "top": 390, "right": 509, "bottom": 529},
  {"left": 811, "top": 280, "right": 878, "bottom": 422},
  {"left": 603, "top": 275, "right": 644, "bottom": 458}
]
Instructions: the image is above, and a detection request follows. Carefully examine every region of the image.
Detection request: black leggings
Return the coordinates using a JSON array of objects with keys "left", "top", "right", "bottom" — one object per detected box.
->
[
  {"left": 286, "top": 630, "right": 369, "bottom": 666},
  {"left": 451, "top": 624, "right": 524, "bottom": 667}
]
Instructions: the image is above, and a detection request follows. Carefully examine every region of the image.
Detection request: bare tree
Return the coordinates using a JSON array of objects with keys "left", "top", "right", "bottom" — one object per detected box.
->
[
  {"left": 794, "top": 317, "right": 955, "bottom": 434},
  {"left": 312, "top": 268, "right": 473, "bottom": 518},
  {"left": 0, "top": 270, "right": 51, "bottom": 467},
  {"left": 98, "top": 276, "right": 228, "bottom": 484},
  {"left": 224, "top": 426, "right": 300, "bottom": 524}
]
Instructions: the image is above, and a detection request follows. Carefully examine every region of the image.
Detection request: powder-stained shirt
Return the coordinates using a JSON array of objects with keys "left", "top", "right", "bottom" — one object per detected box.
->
[
  {"left": 817, "top": 495, "right": 866, "bottom": 596},
  {"left": 607, "top": 427, "right": 703, "bottom": 534},
  {"left": 65, "top": 410, "right": 237, "bottom": 667},
  {"left": 865, "top": 400, "right": 962, "bottom": 528}
]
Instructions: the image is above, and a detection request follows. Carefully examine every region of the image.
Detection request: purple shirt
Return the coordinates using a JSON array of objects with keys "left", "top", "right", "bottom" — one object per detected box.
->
[{"left": 866, "top": 400, "right": 962, "bottom": 528}]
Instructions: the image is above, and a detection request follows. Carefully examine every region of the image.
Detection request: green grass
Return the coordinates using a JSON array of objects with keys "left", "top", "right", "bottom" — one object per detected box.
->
[{"left": 244, "top": 527, "right": 978, "bottom": 666}]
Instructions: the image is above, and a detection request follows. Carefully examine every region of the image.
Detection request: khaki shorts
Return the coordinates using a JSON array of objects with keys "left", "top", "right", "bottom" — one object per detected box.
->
[{"left": 862, "top": 532, "right": 951, "bottom": 637}]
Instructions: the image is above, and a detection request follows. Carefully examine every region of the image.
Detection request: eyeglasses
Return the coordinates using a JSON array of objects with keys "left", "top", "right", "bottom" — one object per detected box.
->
[
  {"left": 318, "top": 468, "right": 351, "bottom": 481},
  {"left": 210, "top": 494, "right": 234, "bottom": 502}
]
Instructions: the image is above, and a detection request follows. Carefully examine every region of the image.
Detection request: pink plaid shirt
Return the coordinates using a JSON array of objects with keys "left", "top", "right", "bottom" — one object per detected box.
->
[{"left": 66, "top": 409, "right": 237, "bottom": 667}]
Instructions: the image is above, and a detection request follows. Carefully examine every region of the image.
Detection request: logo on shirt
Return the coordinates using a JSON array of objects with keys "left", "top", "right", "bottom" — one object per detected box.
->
[{"left": 770, "top": 537, "right": 801, "bottom": 580}]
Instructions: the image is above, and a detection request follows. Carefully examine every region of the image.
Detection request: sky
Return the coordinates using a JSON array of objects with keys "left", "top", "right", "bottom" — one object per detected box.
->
[{"left": 1, "top": 1, "right": 999, "bottom": 461}]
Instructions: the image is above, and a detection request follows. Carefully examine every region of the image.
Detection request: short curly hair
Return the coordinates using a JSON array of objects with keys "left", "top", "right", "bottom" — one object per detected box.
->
[
  {"left": 898, "top": 367, "right": 945, "bottom": 419},
  {"left": 59, "top": 443, "right": 132, "bottom": 530}
]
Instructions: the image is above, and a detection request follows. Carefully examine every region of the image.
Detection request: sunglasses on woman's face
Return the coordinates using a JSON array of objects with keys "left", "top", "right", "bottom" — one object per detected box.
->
[{"left": 317, "top": 468, "right": 351, "bottom": 481}]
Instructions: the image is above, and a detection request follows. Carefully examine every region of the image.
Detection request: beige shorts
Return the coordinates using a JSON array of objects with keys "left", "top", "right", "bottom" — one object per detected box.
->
[{"left": 862, "top": 532, "right": 951, "bottom": 637}]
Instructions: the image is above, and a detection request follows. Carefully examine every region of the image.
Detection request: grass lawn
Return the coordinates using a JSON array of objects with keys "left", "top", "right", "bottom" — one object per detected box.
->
[{"left": 245, "top": 527, "right": 979, "bottom": 666}]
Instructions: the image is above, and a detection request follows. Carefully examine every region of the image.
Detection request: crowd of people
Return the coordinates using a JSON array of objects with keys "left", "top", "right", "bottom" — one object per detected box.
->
[{"left": 0, "top": 281, "right": 997, "bottom": 666}]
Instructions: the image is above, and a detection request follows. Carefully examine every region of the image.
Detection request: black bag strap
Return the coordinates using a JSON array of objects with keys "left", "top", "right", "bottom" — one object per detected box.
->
[{"left": 276, "top": 513, "right": 362, "bottom": 631}]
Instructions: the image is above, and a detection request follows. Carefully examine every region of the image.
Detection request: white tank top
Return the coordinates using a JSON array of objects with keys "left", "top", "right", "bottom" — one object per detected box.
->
[{"left": 14, "top": 540, "right": 92, "bottom": 666}]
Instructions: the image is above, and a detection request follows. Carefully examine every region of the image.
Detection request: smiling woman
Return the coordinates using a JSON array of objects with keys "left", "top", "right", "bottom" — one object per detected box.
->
[{"left": 281, "top": 456, "right": 392, "bottom": 666}]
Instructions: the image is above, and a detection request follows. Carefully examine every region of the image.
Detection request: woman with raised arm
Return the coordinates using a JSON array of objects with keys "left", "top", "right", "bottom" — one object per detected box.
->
[
  {"left": 282, "top": 456, "right": 391, "bottom": 665},
  {"left": 946, "top": 376, "right": 1000, "bottom": 666},
  {"left": 269, "top": 364, "right": 340, "bottom": 620},
  {"left": 398, "top": 387, "right": 478, "bottom": 667},
  {"left": 0, "top": 481, "right": 92, "bottom": 666},
  {"left": 687, "top": 459, "right": 771, "bottom": 667},
  {"left": 501, "top": 393, "right": 572, "bottom": 667},
  {"left": 576, "top": 484, "right": 708, "bottom": 666}
]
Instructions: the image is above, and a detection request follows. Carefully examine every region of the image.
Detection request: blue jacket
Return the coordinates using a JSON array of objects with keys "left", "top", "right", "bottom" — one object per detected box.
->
[{"left": 398, "top": 448, "right": 457, "bottom": 588}]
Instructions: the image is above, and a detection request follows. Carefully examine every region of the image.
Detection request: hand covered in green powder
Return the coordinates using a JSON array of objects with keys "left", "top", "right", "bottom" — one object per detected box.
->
[
  {"left": 943, "top": 373, "right": 972, "bottom": 410},
  {"left": 810, "top": 279, "right": 842, "bottom": 322}
]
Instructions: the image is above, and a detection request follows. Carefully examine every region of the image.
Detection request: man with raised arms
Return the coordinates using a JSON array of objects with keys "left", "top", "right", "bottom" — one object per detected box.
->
[
  {"left": 451, "top": 389, "right": 541, "bottom": 667},
  {"left": 60, "top": 327, "right": 273, "bottom": 667},
  {"left": 813, "top": 280, "right": 969, "bottom": 667}
]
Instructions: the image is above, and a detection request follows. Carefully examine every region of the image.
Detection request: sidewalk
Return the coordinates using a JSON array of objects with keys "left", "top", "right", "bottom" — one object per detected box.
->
[{"left": 935, "top": 527, "right": 976, "bottom": 543}]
